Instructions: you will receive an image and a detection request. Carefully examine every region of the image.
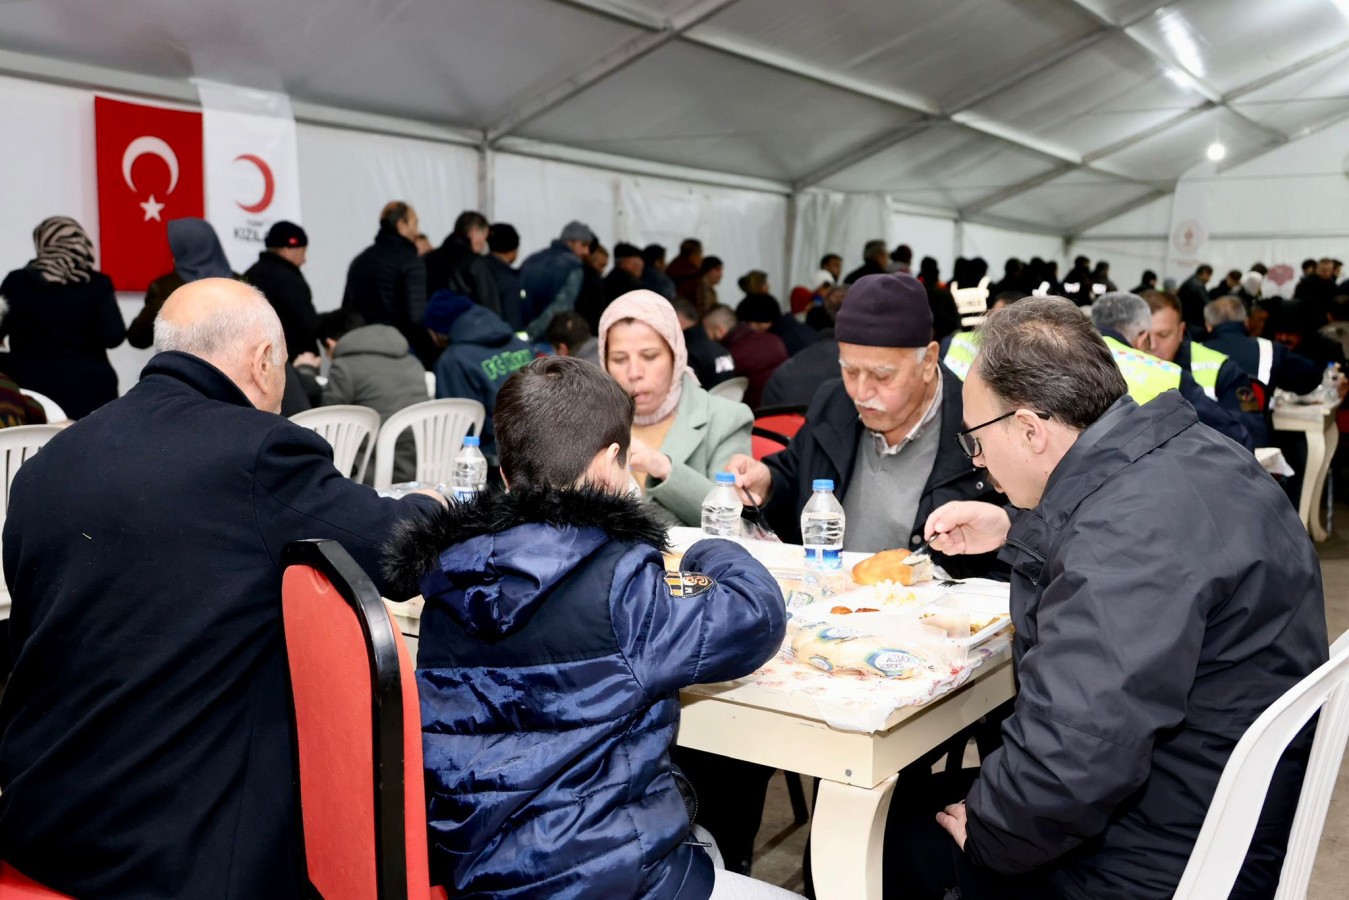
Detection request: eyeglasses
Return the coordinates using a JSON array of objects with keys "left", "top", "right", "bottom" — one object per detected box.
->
[{"left": 957, "top": 409, "right": 1051, "bottom": 458}]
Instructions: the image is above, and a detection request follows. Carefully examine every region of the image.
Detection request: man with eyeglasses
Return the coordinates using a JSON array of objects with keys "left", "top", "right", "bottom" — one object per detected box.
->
[
  {"left": 724, "top": 273, "right": 1001, "bottom": 572},
  {"left": 881, "top": 296, "right": 1327, "bottom": 900}
]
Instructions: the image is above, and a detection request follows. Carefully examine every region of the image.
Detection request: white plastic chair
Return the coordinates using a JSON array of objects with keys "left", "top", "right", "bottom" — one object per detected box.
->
[
  {"left": 289, "top": 405, "right": 382, "bottom": 483},
  {"left": 0, "top": 424, "right": 63, "bottom": 620},
  {"left": 423, "top": 371, "right": 435, "bottom": 399},
  {"left": 1173, "top": 629, "right": 1349, "bottom": 900},
  {"left": 372, "top": 399, "right": 485, "bottom": 490},
  {"left": 19, "top": 390, "right": 66, "bottom": 422},
  {"left": 950, "top": 276, "right": 991, "bottom": 329},
  {"left": 708, "top": 376, "right": 749, "bottom": 404}
]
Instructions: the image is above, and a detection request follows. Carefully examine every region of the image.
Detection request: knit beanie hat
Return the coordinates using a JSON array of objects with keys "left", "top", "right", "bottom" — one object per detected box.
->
[{"left": 834, "top": 273, "right": 933, "bottom": 347}]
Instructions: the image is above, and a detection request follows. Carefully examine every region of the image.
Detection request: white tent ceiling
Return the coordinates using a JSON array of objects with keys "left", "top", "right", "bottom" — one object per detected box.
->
[{"left": 2, "top": 0, "right": 1347, "bottom": 236}]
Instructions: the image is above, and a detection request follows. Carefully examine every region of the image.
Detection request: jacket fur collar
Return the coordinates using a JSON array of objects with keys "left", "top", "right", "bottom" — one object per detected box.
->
[{"left": 383, "top": 485, "right": 668, "bottom": 596}]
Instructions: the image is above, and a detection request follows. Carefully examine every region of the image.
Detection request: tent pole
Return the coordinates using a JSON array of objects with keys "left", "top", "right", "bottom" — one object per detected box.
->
[
  {"left": 478, "top": 138, "right": 495, "bottom": 219},
  {"left": 782, "top": 191, "right": 798, "bottom": 302}
]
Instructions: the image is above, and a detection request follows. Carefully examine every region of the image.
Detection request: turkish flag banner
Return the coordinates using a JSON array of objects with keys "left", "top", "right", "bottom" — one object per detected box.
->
[{"left": 94, "top": 97, "right": 205, "bottom": 291}]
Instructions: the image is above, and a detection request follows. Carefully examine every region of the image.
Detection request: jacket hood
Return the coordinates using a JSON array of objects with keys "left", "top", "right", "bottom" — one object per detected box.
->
[
  {"left": 168, "top": 219, "right": 232, "bottom": 283},
  {"left": 449, "top": 304, "right": 515, "bottom": 346},
  {"left": 383, "top": 486, "right": 668, "bottom": 639},
  {"left": 332, "top": 324, "right": 412, "bottom": 359}
]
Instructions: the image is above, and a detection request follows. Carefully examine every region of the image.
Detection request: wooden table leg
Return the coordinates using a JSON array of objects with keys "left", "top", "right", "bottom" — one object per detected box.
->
[
  {"left": 810, "top": 773, "right": 898, "bottom": 900},
  {"left": 1302, "top": 422, "right": 1327, "bottom": 539}
]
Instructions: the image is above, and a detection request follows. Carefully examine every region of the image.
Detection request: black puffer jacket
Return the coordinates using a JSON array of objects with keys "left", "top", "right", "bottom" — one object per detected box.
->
[
  {"left": 341, "top": 225, "right": 432, "bottom": 367},
  {"left": 965, "top": 392, "right": 1328, "bottom": 899}
]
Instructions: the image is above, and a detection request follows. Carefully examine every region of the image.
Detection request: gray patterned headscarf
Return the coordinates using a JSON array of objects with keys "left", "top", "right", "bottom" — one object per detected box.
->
[{"left": 27, "top": 216, "right": 95, "bottom": 285}]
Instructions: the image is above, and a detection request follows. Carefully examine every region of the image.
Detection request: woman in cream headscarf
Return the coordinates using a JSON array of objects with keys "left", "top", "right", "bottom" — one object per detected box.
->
[{"left": 599, "top": 290, "right": 752, "bottom": 526}]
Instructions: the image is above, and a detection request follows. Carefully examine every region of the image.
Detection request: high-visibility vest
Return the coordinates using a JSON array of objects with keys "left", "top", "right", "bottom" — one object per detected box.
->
[
  {"left": 943, "top": 332, "right": 981, "bottom": 381},
  {"left": 1186, "top": 341, "right": 1230, "bottom": 400},
  {"left": 946, "top": 331, "right": 1180, "bottom": 406},
  {"left": 1101, "top": 336, "right": 1181, "bottom": 404}
]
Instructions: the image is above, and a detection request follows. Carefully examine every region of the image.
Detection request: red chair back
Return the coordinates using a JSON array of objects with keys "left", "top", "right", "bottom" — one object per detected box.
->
[
  {"left": 0, "top": 863, "right": 73, "bottom": 899},
  {"left": 753, "top": 406, "right": 807, "bottom": 439},
  {"left": 752, "top": 427, "right": 789, "bottom": 461},
  {"left": 281, "top": 539, "right": 432, "bottom": 900}
]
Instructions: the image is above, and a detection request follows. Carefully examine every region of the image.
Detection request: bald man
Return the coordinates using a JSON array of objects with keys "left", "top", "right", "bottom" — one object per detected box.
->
[{"left": 0, "top": 279, "right": 444, "bottom": 900}]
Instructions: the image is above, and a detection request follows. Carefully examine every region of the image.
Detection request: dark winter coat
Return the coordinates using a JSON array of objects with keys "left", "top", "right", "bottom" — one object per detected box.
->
[
  {"left": 520, "top": 240, "right": 584, "bottom": 341},
  {"left": 684, "top": 324, "right": 737, "bottom": 389},
  {"left": 642, "top": 264, "right": 678, "bottom": 301},
  {"left": 425, "top": 234, "right": 475, "bottom": 298},
  {"left": 0, "top": 351, "right": 440, "bottom": 900},
  {"left": 761, "top": 337, "right": 838, "bottom": 409},
  {"left": 485, "top": 254, "right": 528, "bottom": 332},
  {"left": 383, "top": 487, "right": 786, "bottom": 900},
  {"left": 432, "top": 305, "right": 534, "bottom": 457},
  {"left": 965, "top": 392, "right": 1328, "bottom": 899},
  {"left": 721, "top": 323, "right": 787, "bottom": 410},
  {"left": 1205, "top": 321, "right": 1322, "bottom": 396},
  {"left": 844, "top": 259, "right": 886, "bottom": 284},
  {"left": 770, "top": 313, "right": 821, "bottom": 357},
  {"left": 762, "top": 367, "right": 1002, "bottom": 577},
  {"left": 342, "top": 225, "right": 433, "bottom": 367},
  {"left": 0, "top": 268, "right": 124, "bottom": 418},
  {"left": 244, "top": 251, "right": 318, "bottom": 359}
]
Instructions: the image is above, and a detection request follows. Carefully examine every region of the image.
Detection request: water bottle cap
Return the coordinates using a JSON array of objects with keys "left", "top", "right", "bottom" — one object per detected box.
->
[
  {"left": 463, "top": 436, "right": 480, "bottom": 447},
  {"left": 812, "top": 479, "right": 834, "bottom": 491},
  {"left": 715, "top": 472, "right": 737, "bottom": 484}
]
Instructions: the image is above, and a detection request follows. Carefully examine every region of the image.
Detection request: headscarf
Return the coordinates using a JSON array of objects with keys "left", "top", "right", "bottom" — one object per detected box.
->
[
  {"left": 27, "top": 216, "right": 95, "bottom": 285},
  {"left": 168, "top": 218, "right": 233, "bottom": 282},
  {"left": 598, "top": 290, "right": 697, "bottom": 426}
]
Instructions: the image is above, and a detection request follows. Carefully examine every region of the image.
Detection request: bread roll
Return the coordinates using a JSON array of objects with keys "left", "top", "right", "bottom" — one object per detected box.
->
[{"left": 851, "top": 549, "right": 934, "bottom": 586}]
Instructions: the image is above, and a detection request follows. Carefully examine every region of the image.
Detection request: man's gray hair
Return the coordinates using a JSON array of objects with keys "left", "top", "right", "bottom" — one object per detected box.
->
[
  {"left": 154, "top": 283, "right": 285, "bottom": 367},
  {"left": 1090, "top": 292, "right": 1152, "bottom": 345},
  {"left": 976, "top": 297, "right": 1128, "bottom": 431},
  {"left": 863, "top": 239, "right": 887, "bottom": 261},
  {"left": 1204, "top": 296, "right": 1247, "bottom": 328}
]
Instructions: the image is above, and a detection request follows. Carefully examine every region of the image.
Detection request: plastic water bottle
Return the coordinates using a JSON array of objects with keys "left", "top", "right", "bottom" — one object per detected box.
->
[
  {"left": 801, "top": 479, "right": 846, "bottom": 573},
  {"left": 1320, "top": 363, "right": 1341, "bottom": 404},
  {"left": 451, "top": 436, "right": 488, "bottom": 502},
  {"left": 701, "top": 472, "right": 743, "bottom": 538}
]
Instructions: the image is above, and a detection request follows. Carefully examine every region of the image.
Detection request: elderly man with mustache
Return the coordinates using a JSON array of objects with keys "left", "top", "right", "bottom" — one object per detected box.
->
[{"left": 725, "top": 272, "right": 1001, "bottom": 576}]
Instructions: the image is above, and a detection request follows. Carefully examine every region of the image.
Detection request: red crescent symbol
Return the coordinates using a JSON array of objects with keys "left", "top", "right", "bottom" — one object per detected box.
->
[{"left": 234, "top": 154, "right": 275, "bottom": 214}]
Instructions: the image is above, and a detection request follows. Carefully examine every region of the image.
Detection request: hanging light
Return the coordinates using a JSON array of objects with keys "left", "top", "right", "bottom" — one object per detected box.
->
[{"left": 1206, "top": 141, "right": 1227, "bottom": 162}]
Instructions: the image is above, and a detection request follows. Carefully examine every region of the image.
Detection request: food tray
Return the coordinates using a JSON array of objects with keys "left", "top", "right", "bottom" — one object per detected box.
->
[{"left": 919, "top": 591, "right": 1012, "bottom": 648}]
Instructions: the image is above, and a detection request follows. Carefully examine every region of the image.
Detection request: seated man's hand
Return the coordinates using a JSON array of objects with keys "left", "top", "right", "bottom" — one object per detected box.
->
[
  {"left": 628, "top": 436, "right": 672, "bottom": 482},
  {"left": 925, "top": 501, "right": 1010, "bottom": 555},
  {"left": 936, "top": 801, "right": 968, "bottom": 851},
  {"left": 408, "top": 488, "right": 449, "bottom": 508},
  {"left": 293, "top": 352, "right": 322, "bottom": 370},
  {"left": 724, "top": 454, "right": 772, "bottom": 506}
]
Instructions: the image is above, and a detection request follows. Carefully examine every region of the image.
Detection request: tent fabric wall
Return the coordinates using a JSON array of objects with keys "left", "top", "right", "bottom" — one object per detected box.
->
[{"left": 297, "top": 124, "right": 478, "bottom": 311}]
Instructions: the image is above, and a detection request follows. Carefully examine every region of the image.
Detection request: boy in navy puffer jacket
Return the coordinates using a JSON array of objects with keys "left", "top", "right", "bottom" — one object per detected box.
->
[{"left": 384, "top": 356, "right": 794, "bottom": 899}]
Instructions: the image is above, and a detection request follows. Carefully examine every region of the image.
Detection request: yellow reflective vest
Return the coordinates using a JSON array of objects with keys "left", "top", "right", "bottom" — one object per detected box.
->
[{"left": 944, "top": 330, "right": 1180, "bottom": 406}]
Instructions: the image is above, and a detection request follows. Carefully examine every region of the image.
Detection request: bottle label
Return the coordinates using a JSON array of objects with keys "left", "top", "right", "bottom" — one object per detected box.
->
[
  {"left": 454, "top": 487, "right": 479, "bottom": 503},
  {"left": 805, "top": 547, "right": 843, "bottom": 570}
]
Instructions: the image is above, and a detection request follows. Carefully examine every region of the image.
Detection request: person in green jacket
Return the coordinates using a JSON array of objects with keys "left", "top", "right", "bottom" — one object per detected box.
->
[{"left": 599, "top": 289, "right": 752, "bottom": 526}]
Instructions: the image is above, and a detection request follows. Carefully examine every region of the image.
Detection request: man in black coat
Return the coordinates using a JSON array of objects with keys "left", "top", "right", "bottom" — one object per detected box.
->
[
  {"left": 673, "top": 298, "right": 737, "bottom": 388},
  {"left": 342, "top": 201, "right": 435, "bottom": 367},
  {"left": 844, "top": 239, "right": 889, "bottom": 284},
  {"left": 244, "top": 220, "right": 317, "bottom": 360},
  {"left": 1177, "top": 263, "right": 1214, "bottom": 336},
  {"left": 426, "top": 209, "right": 491, "bottom": 296},
  {"left": 595, "top": 243, "right": 645, "bottom": 330},
  {"left": 0, "top": 279, "right": 444, "bottom": 900},
  {"left": 887, "top": 297, "right": 1327, "bottom": 900},
  {"left": 726, "top": 274, "right": 1000, "bottom": 577}
]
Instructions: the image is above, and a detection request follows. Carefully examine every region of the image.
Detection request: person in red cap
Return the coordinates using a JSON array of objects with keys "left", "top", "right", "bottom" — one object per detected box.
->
[{"left": 244, "top": 220, "right": 317, "bottom": 360}]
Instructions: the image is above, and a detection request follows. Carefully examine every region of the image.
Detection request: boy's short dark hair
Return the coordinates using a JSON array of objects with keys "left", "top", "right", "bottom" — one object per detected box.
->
[
  {"left": 316, "top": 309, "right": 366, "bottom": 344},
  {"left": 495, "top": 357, "right": 633, "bottom": 490}
]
